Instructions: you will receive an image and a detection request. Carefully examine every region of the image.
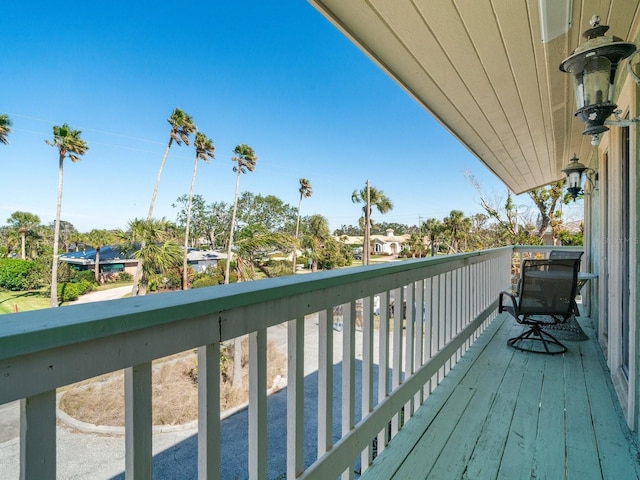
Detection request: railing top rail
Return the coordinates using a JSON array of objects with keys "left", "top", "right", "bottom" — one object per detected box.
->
[
  {"left": 0, "top": 246, "right": 513, "bottom": 361},
  {"left": 513, "top": 245, "right": 583, "bottom": 253}
]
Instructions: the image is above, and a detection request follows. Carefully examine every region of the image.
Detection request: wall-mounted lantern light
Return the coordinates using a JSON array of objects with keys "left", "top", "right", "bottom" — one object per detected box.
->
[
  {"left": 561, "top": 154, "right": 598, "bottom": 201},
  {"left": 560, "top": 15, "right": 637, "bottom": 145}
]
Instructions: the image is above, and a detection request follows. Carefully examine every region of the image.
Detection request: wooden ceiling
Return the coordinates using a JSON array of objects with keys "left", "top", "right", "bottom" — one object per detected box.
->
[{"left": 309, "top": 0, "right": 640, "bottom": 194}]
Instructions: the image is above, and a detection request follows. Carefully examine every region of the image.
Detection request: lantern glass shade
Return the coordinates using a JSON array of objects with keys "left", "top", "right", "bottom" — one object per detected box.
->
[
  {"left": 566, "top": 170, "right": 582, "bottom": 189},
  {"left": 582, "top": 56, "right": 612, "bottom": 107}
]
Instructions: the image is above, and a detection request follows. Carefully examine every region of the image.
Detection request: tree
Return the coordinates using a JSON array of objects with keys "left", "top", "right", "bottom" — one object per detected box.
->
[
  {"left": 84, "top": 229, "right": 117, "bottom": 283},
  {"left": 173, "top": 196, "right": 231, "bottom": 250},
  {"left": 422, "top": 218, "right": 443, "bottom": 256},
  {"left": 233, "top": 225, "right": 293, "bottom": 280},
  {"left": 6, "top": 211, "right": 40, "bottom": 260},
  {"left": 302, "top": 214, "right": 351, "bottom": 271},
  {"left": 46, "top": 124, "right": 88, "bottom": 307},
  {"left": 351, "top": 182, "right": 393, "bottom": 265},
  {"left": 333, "top": 224, "right": 363, "bottom": 236},
  {"left": 443, "top": 210, "right": 471, "bottom": 253},
  {"left": 225, "top": 144, "right": 258, "bottom": 285},
  {"left": 528, "top": 181, "right": 572, "bottom": 241},
  {"left": 183, "top": 132, "right": 215, "bottom": 289},
  {"left": 117, "top": 218, "right": 183, "bottom": 295},
  {"left": 302, "top": 214, "right": 331, "bottom": 272},
  {"left": 225, "top": 144, "right": 257, "bottom": 388},
  {"left": 293, "top": 178, "right": 313, "bottom": 272},
  {"left": 404, "top": 232, "right": 426, "bottom": 258},
  {"left": 0, "top": 114, "right": 12, "bottom": 145},
  {"left": 132, "top": 108, "right": 196, "bottom": 296},
  {"left": 236, "top": 192, "right": 297, "bottom": 233}
]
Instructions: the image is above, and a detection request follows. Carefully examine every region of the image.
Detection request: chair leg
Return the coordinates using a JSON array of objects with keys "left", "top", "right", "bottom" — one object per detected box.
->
[{"left": 508, "top": 323, "right": 567, "bottom": 354}]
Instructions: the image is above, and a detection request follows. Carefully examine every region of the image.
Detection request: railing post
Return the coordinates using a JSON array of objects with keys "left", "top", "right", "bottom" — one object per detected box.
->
[
  {"left": 125, "top": 362, "right": 152, "bottom": 480},
  {"left": 198, "top": 343, "right": 220, "bottom": 480},
  {"left": 360, "top": 296, "right": 374, "bottom": 473},
  {"left": 249, "top": 329, "right": 267, "bottom": 480},
  {"left": 391, "top": 287, "right": 403, "bottom": 436},
  {"left": 377, "top": 292, "right": 390, "bottom": 453},
  {"left": 341, "top": 303, "right": 355, "bottom": 480},
  {"left": 404, "top": 283, "right": 415, "bottom": 419},
  {"left": 20, "top": 389, "right": 56, "bottom": 480},
  {"left": 318, "top": 309, "right": 333, "bottom": 457},
  {"left": 414, "top": 280, "right": 425, "bottom": 405},
  {"left": 287, "top": 318, "right": 304, "bottom": 479}
]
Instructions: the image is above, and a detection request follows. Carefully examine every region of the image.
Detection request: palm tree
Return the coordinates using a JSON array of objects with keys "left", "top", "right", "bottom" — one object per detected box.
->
[
  {"left": 233, "top": 225, "right": 293, "bottom": 280},
  {"left": 351, "top": 182, "right": 393, "bottom": 265},
  {"left": 0, "top": 114, "right": 12, "bottom": 145},
  {"left": 422, "top": 218, "right": 443, "bottom": 256},
  {"left": 443, "top": 210, "right": 471, "bottom": 253},
  {"left": 148, "top": 108, "right": 196, "bottom": 218},
  {"left": 293, "top": 178, "right": 313, "bottom": 273},
  {"left": 118, "top": 218, "right": 183, "bottom": 295},
  {"left": 183, "top": 132, "right": 215, "bottom": 289},
  {"left": 406, "top": 232, "right": 426, "bottom": 258},
  {"left": 46, "top": 124, "right": 88, "bottom": 307},
  {"left": 6, "top": 211, "right": 40, "bottom": 259},
  {"left": 224, "top": 144, "right": 258, "bottom": 388},
  {"left": 132, "top": 108, "right": 196, "bottom": 296},
  {"left": 302, "top": 214, "right": 332, "bottom": 272},
  {"left": 225, "top": 144, "right": 258, "bottom": 284}
]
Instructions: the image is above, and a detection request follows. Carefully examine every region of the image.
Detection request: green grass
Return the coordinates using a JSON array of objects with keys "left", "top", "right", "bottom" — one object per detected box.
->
[{"left": 0, "top": 290, "right": 49, "bottom": 314}]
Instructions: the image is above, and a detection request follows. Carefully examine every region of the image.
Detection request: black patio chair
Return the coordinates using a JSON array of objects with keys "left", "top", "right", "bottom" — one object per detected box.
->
[{"left": 499, "top": 258, "right": 580, "bottom": 354}]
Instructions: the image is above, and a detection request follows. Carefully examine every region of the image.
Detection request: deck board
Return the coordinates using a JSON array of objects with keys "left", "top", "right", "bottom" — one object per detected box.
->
[{"left": 361, "top": 313, "right": 640, "bottom": 480}]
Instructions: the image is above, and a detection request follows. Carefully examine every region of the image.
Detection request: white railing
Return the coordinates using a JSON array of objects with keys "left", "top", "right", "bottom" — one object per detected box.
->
[{"left": 0, "top": 247, "right": 513, "bottom": 480}]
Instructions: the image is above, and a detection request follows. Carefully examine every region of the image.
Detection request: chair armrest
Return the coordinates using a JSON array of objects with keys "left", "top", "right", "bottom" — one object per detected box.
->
[{"left": 499, "top": 290, "right": 518, "bottom": 317}]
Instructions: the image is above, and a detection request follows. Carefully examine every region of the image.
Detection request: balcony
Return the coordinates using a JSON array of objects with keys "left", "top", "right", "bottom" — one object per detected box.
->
[{"left": 1, "top": 246, "right": 638, "bottom": 479}]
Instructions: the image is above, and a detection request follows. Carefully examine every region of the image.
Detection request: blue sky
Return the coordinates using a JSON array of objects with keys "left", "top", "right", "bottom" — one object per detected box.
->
[{"left": 2, "top": 1, "right": 554, "bottom": 234}]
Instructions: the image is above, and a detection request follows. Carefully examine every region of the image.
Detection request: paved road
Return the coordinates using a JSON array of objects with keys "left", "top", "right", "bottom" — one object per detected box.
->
[
  {"left": 1, "top": 288, "right": 373, "bottom": 479},
  {"left": 69, "top": 284, "right": 133, "bottom": 304}
]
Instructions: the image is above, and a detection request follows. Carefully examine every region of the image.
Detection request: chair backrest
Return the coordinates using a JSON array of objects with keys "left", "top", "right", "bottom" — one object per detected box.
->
[
  {"left": 549, "top": 250, "right": 584, "bottom": 260},
  {"left": 518, "top": 259, "right": 580, "bottom": 315}
]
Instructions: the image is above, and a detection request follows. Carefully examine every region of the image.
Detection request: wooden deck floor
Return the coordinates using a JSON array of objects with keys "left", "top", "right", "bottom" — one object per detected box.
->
[{"left": 361, "top": 313, "right": 640, "bottom": 480}]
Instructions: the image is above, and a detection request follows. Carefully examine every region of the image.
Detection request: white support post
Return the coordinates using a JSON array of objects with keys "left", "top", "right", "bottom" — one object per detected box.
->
[
  {"left": 198, "top": 344, "right": 220, "bottom": 480},
  {"left": 287, "top": 319, "right": 304, "bottom": 479},
  {"left": 20, "top": 389, "right": 56, "bottom": 480},
  {"left": 318, "top": 309, "right": 333, "bottom": 457},
  {"left": 125, "top": 362, "right": 152, "bottom": 480},
  {"left": 249, "top": 329, "right": 267, "bottom": 480},
  {"left": 341, "top": 303, "right": 355, "bottom": 480}
]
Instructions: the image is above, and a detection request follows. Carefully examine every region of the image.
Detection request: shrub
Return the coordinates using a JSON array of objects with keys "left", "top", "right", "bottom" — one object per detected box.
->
[
  {"left": 117, "top": 272, "right": 133, "bottom": 282},
  {"left": 58, "top": 282, "right": 83, "bottom": 302},
  {"left": 58, "top": 279, "right": 95, "bottom": 302},
  {"left": 0, "top": 258, "right": 40, "bottom": 291},
  {"left": 72, "top": 270, "right": 97, "bottom": 284},
  {"left": 192, "top": 276, "right": 221, "bottom": 289}
]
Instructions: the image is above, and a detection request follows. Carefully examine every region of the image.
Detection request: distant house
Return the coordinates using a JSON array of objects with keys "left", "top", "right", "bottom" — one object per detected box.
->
[
  {"left": 337, "top": 229, "right": 411, "bottom": 257},
  {"left": 186, "top": 248, "right": 226, "bottom": 273},
  {"left": 59, "top": 245, "right": 138, "bottom": 276},
  {"left": 60, "top": 246, "right": 227, "bottom": 277}
]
